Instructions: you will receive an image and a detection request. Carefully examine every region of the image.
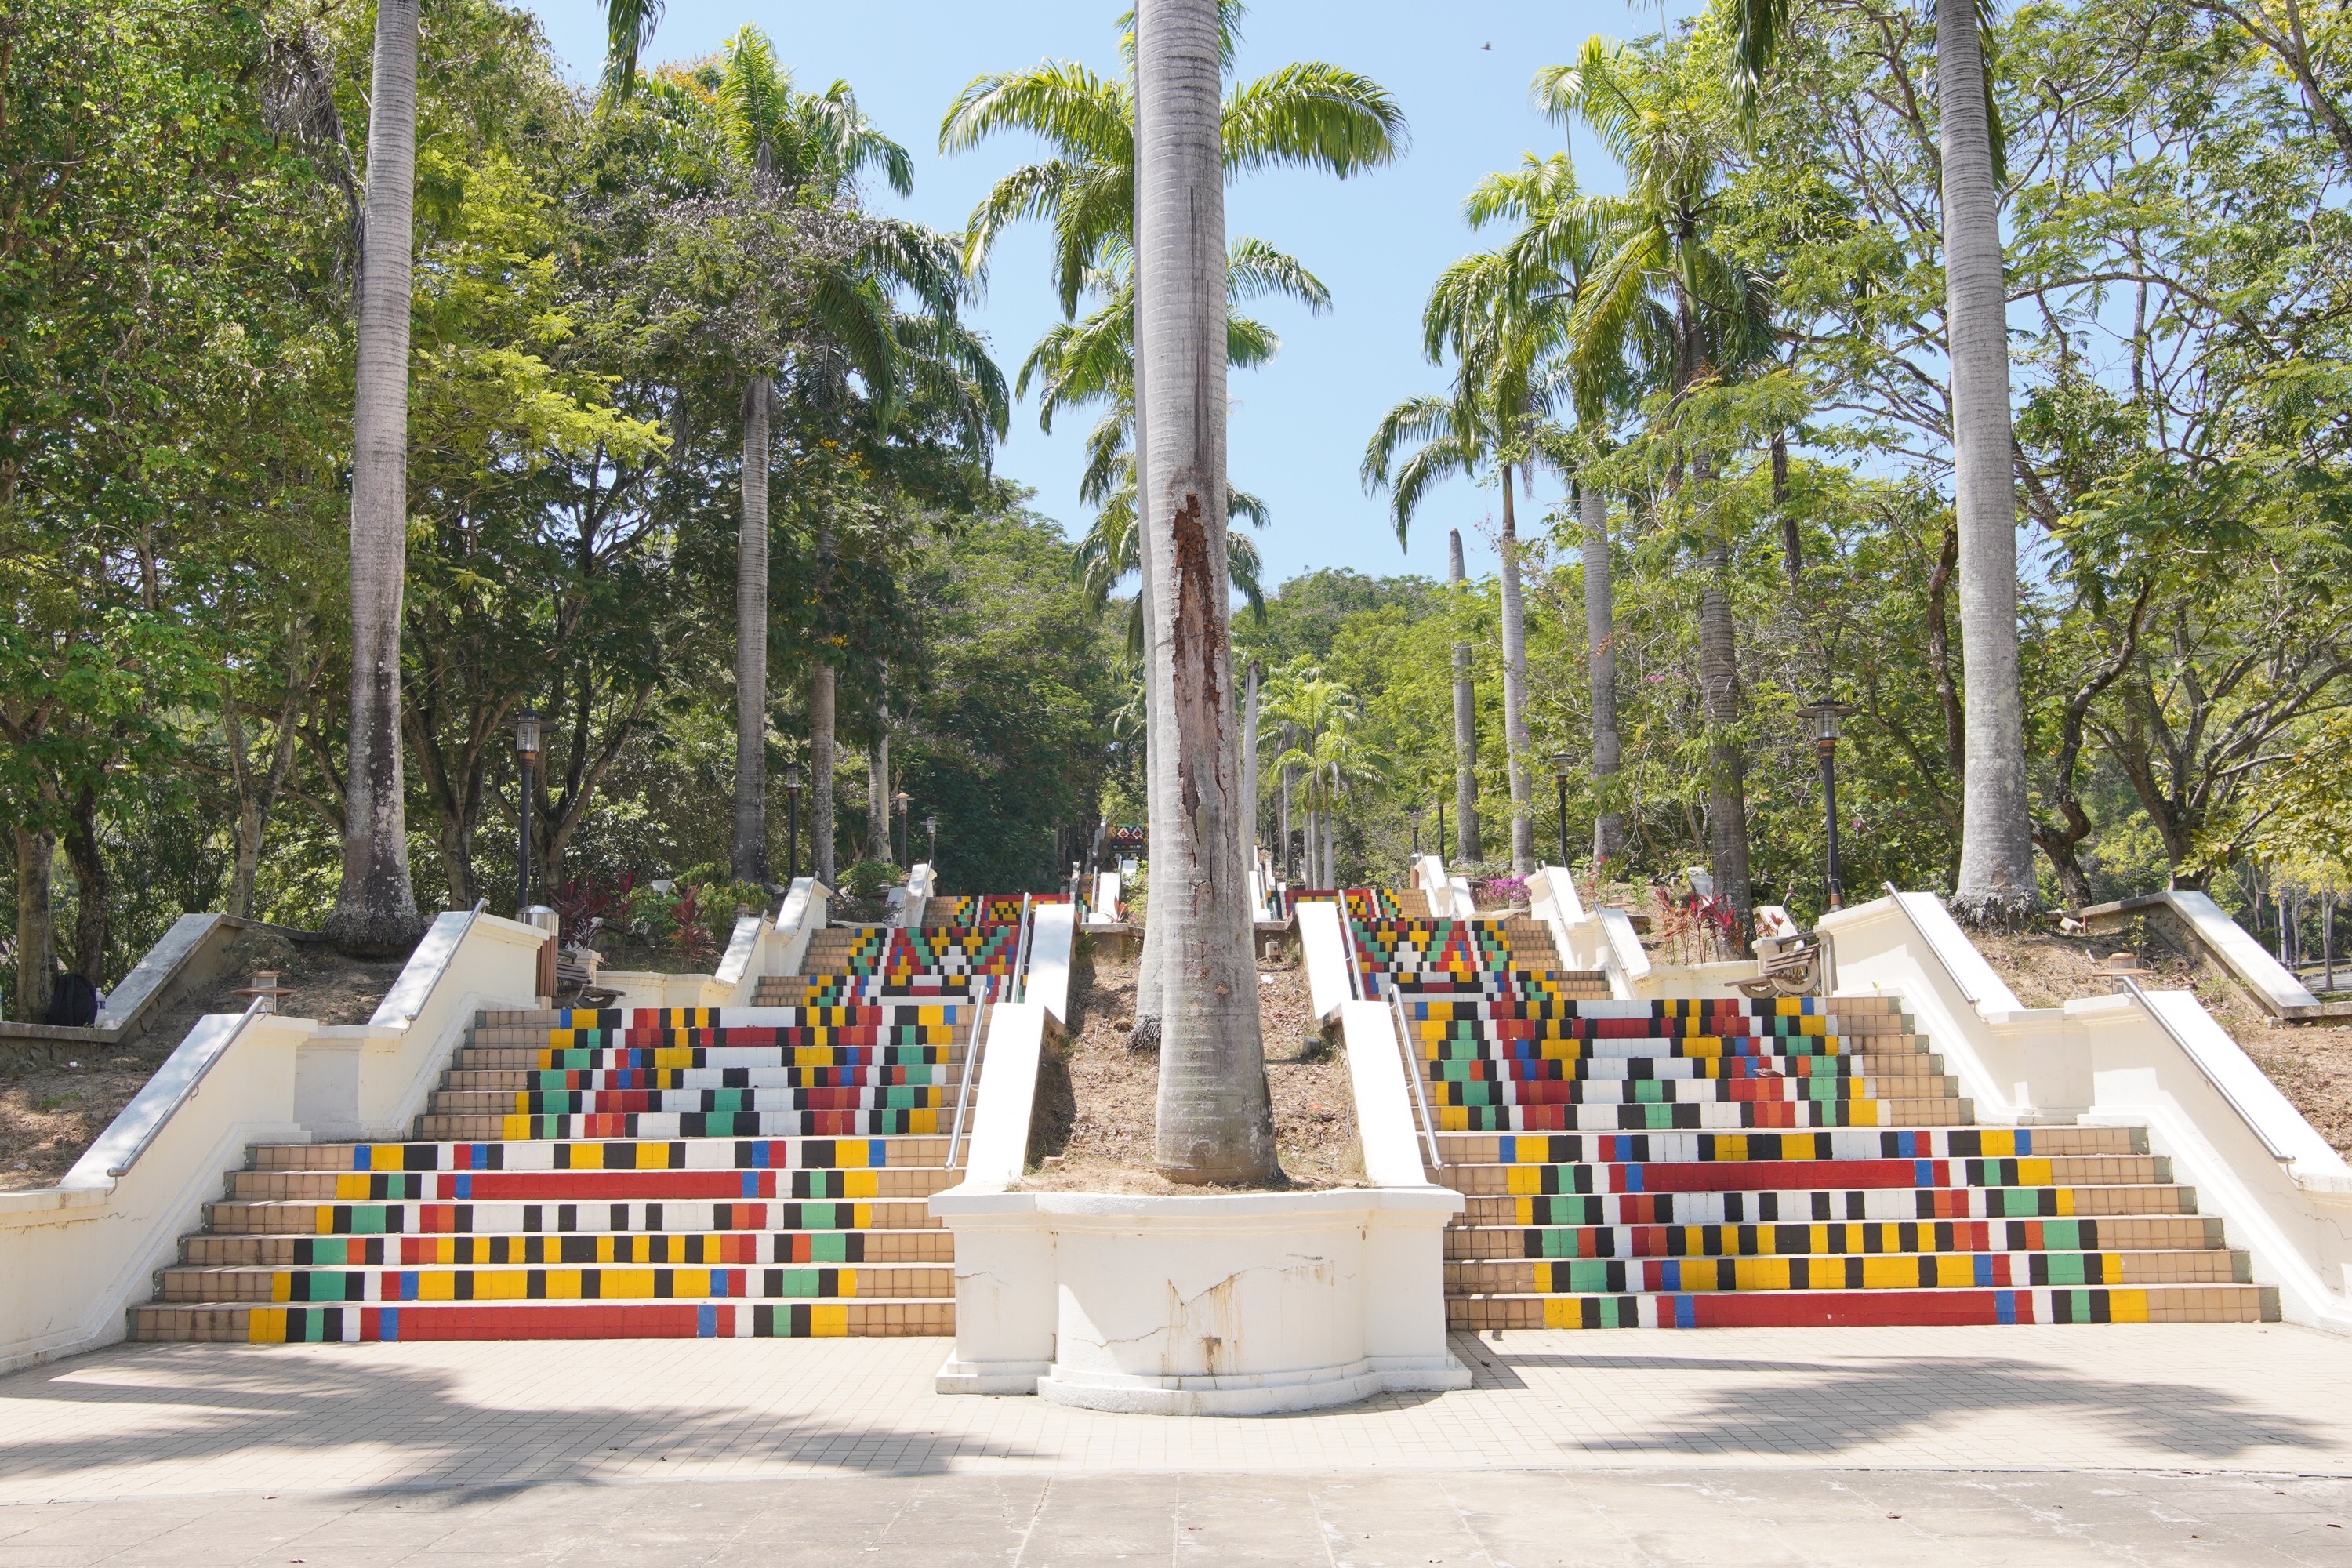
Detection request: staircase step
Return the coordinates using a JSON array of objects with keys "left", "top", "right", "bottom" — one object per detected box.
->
[
  {"left": 1427, "top": 1052, "right": 1944, "bottom": 1082},
  {"left": 182, "top": 1228, "right": 954, "bottom": 1268},
  {"left": 425, "top": 1087, "right": 952, "bottom": 1116},
  {"left": 1435, "top": 1127, "right": 2143, "bottom": 1163},
  {"left": 440, "top": 1065, "right": 961, "bottom": 1091},
  {"left": 1446, "top": 1283, "right": 2280, "bottom": 1330},
  {"left": 228, "top": 1166, "right": 957, "bottom": 1203},
  {"left": 129, "top": 1298, "right": 953, "bottom": 1343},
  {"left": 1446, "top": 1247, "right": 2250, "bottom": 1295},
  {"left": 201, "top": 1197, "right": 941, "bottom": 1236},
  {"left": 1432, "top": 1098, "right": 1972, "bottom": 1131},
  {"left": 1442, "top": 1155, "right": 2169, "bottom": 1196},
  {"left": 452, "top": 1044, "right": 967, "bottom": 1072},
  {"left": 153, "top": 1261, "right": 952, "bottom": 1304},
  {"left": 415, "top": 1110, "right": 947, "bottom": 1139},
  {"left": 1444, "top": 1214, "right": 2230, "bottom": 1258},
  {"left": 1457, "top": 1185, "right": 2202, "bottom": 1226}
]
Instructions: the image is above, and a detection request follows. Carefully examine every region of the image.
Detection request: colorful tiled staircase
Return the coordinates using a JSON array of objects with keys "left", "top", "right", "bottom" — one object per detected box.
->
[
  {"left": 1345, "top": 889, "right": 2281, "bottom": 1331},
  {"left": 130, "top": 903, "right": 1028, "bottom": 1345}
]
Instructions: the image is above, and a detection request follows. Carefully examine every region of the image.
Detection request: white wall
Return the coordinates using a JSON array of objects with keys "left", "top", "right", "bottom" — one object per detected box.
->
[
  {"left": 1820, "top": 892, "right": 2352, "bottom": 1333},
  {"left": 0, "top": 907, "right": 550, "bottom": 1372}
]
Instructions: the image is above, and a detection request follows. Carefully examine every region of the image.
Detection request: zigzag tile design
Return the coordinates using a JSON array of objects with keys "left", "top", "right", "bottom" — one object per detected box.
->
[
  {"left": 132, "top": 902, "right": 1031, "bottom": 1344},
  {"left": 1339, "top": 889, "right": 2284, "bottom": 1332}
]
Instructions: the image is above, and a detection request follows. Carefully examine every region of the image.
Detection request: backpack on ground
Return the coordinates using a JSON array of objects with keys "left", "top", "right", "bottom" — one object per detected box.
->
[{"left": 45, "top": 971, "right": 99, "bottom": 1028}]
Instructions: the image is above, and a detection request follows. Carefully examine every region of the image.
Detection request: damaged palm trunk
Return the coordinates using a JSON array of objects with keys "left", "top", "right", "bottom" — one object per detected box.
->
[{"left": 1136, "top": 0, "right": 1277, "bottom": 1184}]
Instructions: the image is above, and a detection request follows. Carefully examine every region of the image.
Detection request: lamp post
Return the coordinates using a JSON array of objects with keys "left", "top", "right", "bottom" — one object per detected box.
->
[
  {"left": 924, "top": 813, "right": 938, "bottom": 867},
  {"left": 894, "top": 789, "right": 910, "bottom": 866},
  {"left": 1436, "top": 793, "right": 1446, "bottom": 866},
  {"left": 1550, "top": 750, "right": 1573, "bottom": 870},
  {"left": 782, "top": 763, "right": 802, "bottom": 884},
  {"left": 1796, "top": 691, "right": 1857, "bottom": 909},
  {"left": 514, "top": 710, "right": 541, "bottom": 916}
]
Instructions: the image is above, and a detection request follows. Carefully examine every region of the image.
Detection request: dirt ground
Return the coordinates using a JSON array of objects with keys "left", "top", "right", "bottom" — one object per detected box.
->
[
  {"left": 1021, "top": 934, "right": 1363, "bottom": 1192},
  {"left": 1973, "top": 924, "right": 2352, "bottom": 1157},
  {"left": 0, "top": 927, "right": 406, "bottom": 1192}
]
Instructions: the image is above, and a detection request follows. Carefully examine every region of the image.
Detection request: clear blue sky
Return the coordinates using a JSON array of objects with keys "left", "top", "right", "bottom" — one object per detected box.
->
[{"left": 528, "top": 1, "right": 1648, "bottom": 587}]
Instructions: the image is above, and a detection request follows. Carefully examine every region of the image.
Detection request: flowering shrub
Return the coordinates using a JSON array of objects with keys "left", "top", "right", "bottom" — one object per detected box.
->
[{"left": 1474, "top": 874, "right": 1529, "bottom": 909}]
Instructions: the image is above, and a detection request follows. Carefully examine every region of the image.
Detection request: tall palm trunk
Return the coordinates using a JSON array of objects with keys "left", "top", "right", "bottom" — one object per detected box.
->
[
  {"left": 1324, "top": 761, "right": 1341, "bottom": 886},
  {"left": 13, "top": 829, "right": 53, "bottom": 1023},
  {"left": 867, "top": 704, "right": 891, "bottom": 864},
  {"left": 326, "top": 0, "right": 423, "bottom": 955},
  {"left": 1129, "top": 71, "right": 1168, "bottom": 1048},
  {"left": 1138, "top": 0, "right": 1275, "bottom": 1183},
  {"left": 1447, "top": 528, "right": 1481, "bottom": 866},
  {"left": 1241, "top": 659, "right": 1259, "bottom": 861},
  {"left": 1698, "top": 538, "right": 1753, "bottom": 942},
  {"left": 731, "top": 375, "right": 771, "bottom": 884},
  {"left": 1278, "top": 746, "right": 1294, "bottom": 880},
  {"left": 809, "top": 666, "right": 837, "bottom": 885},
  {"left": 60, "top": 786, "right": 107, "bottom": 982},
  {"left": 1497, "top": 466, "right": 1535, "bottom": 873},
  {"left": 1939, "top": 0, "right": 2034, "bottom": 921},
  {"left": 1581, "top": 485, "right": 1624, "bottom": 866}
]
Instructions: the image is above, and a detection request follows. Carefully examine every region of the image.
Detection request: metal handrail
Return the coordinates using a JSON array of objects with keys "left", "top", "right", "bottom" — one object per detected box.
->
[
  {"left": 1012, "top": 893, "right": 1034, "bottom": 1004},
  {"left": 1882, "top": 881, "right": 1980, "bottom": 1005},
  {"left": 2114, "top": 972, "right": 2295, "bottom": 1163},
  {"left": 945, "top": 979, "right": 991, "bottom": 1170},
  {"left": 1389, "top": 985, "right": 1446, "bottom": 1171},
  {"left": 107, "top": 997, "right": 269, "bottom": 1178}
]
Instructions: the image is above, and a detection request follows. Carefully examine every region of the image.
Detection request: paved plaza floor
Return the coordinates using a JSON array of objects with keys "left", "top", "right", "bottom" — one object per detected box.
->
[{"left": 1, "top": 1324, "right": 2348, "bottom": 1563}]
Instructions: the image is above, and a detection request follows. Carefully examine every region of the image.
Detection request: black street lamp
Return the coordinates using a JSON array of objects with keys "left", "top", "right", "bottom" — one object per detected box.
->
[
  {"left": 514, "top": 710, "right": 541, "bottom": 917},
  {"left": 783, "top": 762, "right": 802, "bottom": 884},
  {"left": 924, "top": 812, "right": 938, "bottom": 867},
  {"left": 894, "top": 789, "right": 910, "bottom": 866},
  {"left": 1551, "top": 750, "right": 1573, "bottom": 869},
  {"left": 1797, "top": 690, "right": 1857, "bottom": 908}
]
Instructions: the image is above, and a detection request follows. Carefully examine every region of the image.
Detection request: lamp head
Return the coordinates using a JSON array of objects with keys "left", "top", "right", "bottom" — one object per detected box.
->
[
  {"left": 782, "top": 763, "right": 801, "bottom": 792},
  {"left": 924, "top": 814, "right": 938, "bottom": 833},
  {"left": 515, "top": 710, "right": 541, "bottom": 761},
  {"left": 1550, "top": 750, "right": 1573, "bottom": 782},
  {"left": 1796, "top": 694, "right": 1856, "bottom": 743}
]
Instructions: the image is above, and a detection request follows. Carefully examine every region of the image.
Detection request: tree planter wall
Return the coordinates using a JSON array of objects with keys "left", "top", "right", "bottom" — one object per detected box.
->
[
  {"left": 932, "top": 913, "right": 1468, "bottom": 1414},
  {"left": 934, "top": 1187, "right": 1463, "bottom": 1414}
]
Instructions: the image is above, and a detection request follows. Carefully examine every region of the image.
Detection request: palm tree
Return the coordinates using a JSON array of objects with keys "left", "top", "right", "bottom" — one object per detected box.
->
[
  {"left": 1134, "top": 0, "right": 1275, "bottom": 1185},
  {"left": 712, "top": 28, "right": 1002, "bottom": 887},
  {"left": 1465, "top": 153, "right": 1631, "bottom": 869},
  {"left": 1541, "top": 38, "right": 1773, "bottom": 930},
  {"left": 1260, "top": 663, "right": 1368, "bottom": 886},
  {"left": 1444, "top": 528, "right": 1482, "bottom": 866},
  {"left": 324, "top": 0, "right": 424, "bottom": 954},
  {"left": 1726, "top": 0, "right": 2032, "bottom": 920},
  {"left": 1365, "top": 171, "right": 1601, "bottom": 875},
  {"left": 944, "top": 2, "right": 1402, "bottom": 1043}
]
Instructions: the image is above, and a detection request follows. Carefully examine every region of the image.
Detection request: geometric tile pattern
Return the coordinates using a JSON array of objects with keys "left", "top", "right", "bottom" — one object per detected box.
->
[
  {"left": 1362, "top": 895, "right": 2285, "bottom": 1332},
  {"left": 131, "top": 904, "right": 1028, "bottom": 1345}
]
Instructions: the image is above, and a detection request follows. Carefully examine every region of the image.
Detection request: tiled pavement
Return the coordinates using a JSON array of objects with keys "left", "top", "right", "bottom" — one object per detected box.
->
[
  {"left": 2, "top": 1324, "right": 2349, "bottom": 1503},
  {"left": 0, "top": 1469, "right": 2347, "bottom": 1566}
]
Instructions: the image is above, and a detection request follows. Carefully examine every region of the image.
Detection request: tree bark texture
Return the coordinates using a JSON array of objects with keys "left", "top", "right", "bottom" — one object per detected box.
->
[
  {"left": 1447, "top": 528, "right": 1482, "bottom": 866},
  {"left": 1698, "top": 541, "right": 1754, "bottom": 942},
  {"left": 1128, "top": 66, "right": 1167, "bottom": 1047},
  {"left": 326, "top": 0, "right": 424, "bottom": 956},
  {"left": 731, "top": 376, "right": 771, "bottom": 884},
  {"left": 60, "top": 786, "right": 107, "bottom": 982},
  {"left": 867, "top": 717, "right": 891, "bottom": 866},
  {"left": 1137, "top": 0, "right": 1276, "bottom": 1183},
  {"left": 13, "top": 829, "right": 53, "bottom": 1023},
  {"left": 809, "top": 664, "right": 837, "bottom": 885},
  {"left": 1939, "top": 0, "right": 2037, "bottom": 921},
  {"left": 1497, "top": 470, "right": 1536, "bottom": 873},
  {"left": 1241, "top": 659, "right": 1259, "bottom": 862},
  {"left": 1580, "top": 487, "right": 1624, "bottom": 866}
]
